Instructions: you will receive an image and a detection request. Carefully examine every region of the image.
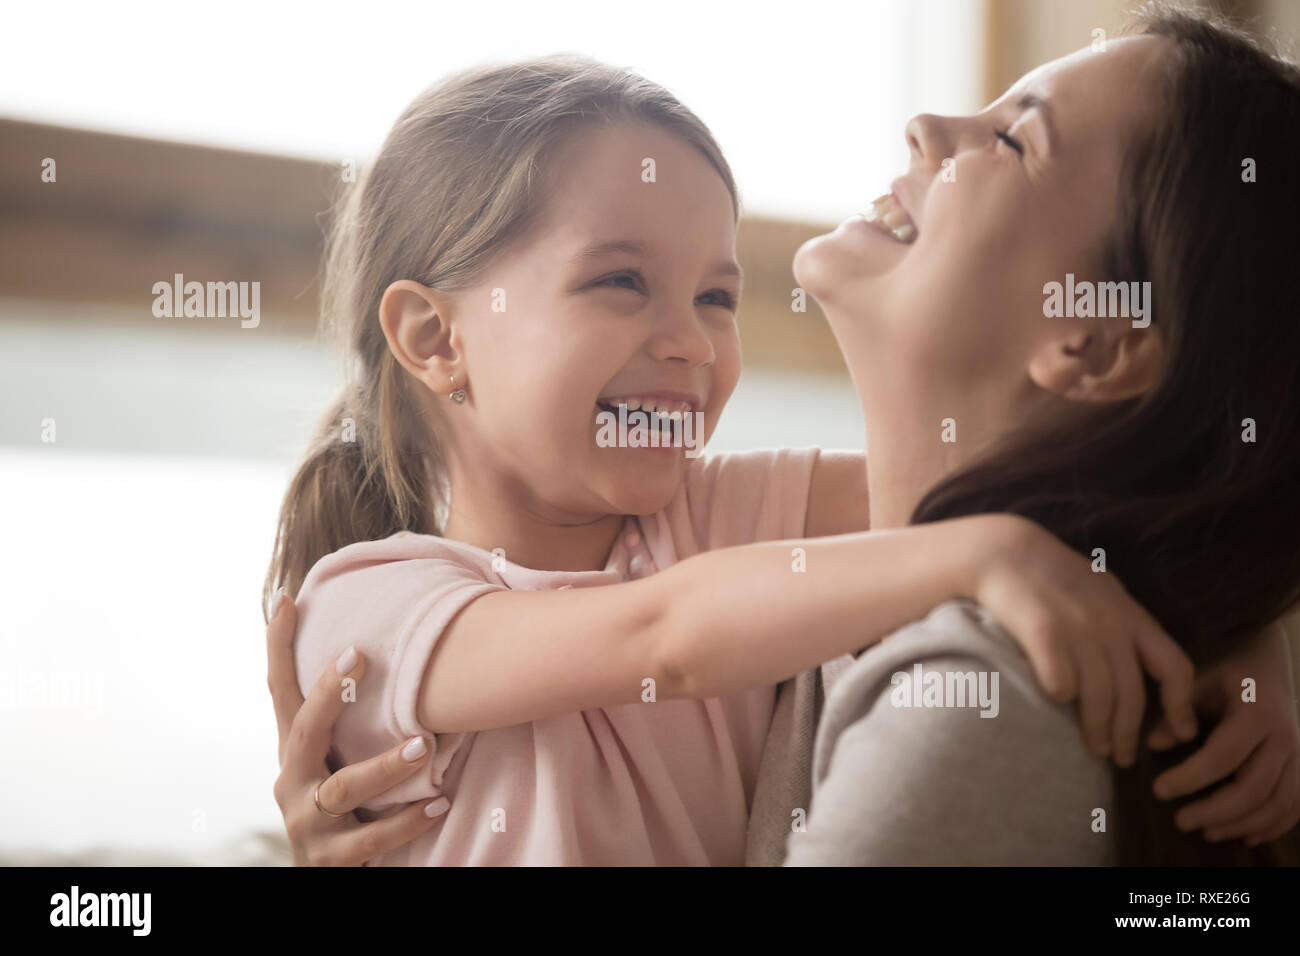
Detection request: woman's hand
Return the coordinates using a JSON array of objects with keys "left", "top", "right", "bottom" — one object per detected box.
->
[
  {"left": 266, "top": 589, "right": 449, "bottom": 866},
  {"left": 973, "top": 515, "right": 1199, "bottom": 767},
  {"left": 1144, "top": 623, "right": 1300, "bottom": 846}
]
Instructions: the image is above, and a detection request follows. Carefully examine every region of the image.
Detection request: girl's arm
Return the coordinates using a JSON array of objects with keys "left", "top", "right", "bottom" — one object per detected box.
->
[{"left": 421, "top": 513, "right": 1198, "bottom": 763}]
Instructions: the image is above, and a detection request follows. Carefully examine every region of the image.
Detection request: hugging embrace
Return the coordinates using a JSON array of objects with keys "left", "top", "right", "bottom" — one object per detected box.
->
[{"left": 263, "top": 2, "right": 1300, "bottom": 866}]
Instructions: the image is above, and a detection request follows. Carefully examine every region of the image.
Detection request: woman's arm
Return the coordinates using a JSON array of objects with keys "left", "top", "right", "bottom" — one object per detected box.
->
[
  {"left": 266, "top": 591, "right": 447, "bottom": 866},
  {"left": 421, "top": 513, "right": 1197, "bottom": 763}
]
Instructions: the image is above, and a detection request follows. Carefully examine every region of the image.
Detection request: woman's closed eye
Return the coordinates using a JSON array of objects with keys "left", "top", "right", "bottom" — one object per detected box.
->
[{"left": 994, "top": 128, "right": 1025, "bottom": 157}]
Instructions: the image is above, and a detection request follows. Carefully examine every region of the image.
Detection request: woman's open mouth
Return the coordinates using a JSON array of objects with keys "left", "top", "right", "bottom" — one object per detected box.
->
[{"left": 862, "top": 192, "right": 918, "bottom": 244}]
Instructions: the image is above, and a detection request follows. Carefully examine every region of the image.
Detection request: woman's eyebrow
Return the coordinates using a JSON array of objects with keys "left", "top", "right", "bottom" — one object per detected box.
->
[{"left": 1016, "top": 93, "right": 1055, "bottom": 154}]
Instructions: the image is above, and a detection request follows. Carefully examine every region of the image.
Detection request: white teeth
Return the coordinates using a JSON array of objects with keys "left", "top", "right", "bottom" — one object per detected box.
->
[
  {"left": 864, "top": 193, "right": 918, "bottom": 244},
  {"left": 599, "top": 396, "right": 695, "bottom": 416},
  {"left": 882, "top": 208, "right": 907, "bottom": 229}
]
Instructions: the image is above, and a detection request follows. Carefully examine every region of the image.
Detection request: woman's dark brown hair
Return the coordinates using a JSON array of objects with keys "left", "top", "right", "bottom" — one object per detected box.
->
[{"left": 912, "top": 2, "right": 1300, "bottom": 864}]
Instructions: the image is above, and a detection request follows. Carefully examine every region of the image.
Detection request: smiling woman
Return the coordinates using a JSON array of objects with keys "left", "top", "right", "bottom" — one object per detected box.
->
[{"left": 760, "top": 3, "right": 1300, "bottom": 866}]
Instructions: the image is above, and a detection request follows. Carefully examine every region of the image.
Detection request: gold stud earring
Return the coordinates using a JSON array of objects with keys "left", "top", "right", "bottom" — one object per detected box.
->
[{"left": 449, "top": 375, "right": 467, "bottom": 404}]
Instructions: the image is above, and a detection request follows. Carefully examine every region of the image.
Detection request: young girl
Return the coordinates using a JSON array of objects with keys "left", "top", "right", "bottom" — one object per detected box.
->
[{"left": 264, "top": 55, "right": 1296, "bottom": 865}]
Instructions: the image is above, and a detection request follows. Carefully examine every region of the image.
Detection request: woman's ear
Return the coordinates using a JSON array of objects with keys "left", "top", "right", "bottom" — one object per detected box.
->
[
  {"left": 1027, "top": 323, "right": 1164, "bottom": 403},
  {"left": 378, "top": 279, "right": 464, "bottom": 398}
]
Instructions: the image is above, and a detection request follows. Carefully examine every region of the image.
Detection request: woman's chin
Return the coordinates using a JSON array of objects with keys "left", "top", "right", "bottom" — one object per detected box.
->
[{"left": 794, "top": 218, "right": 901, "bottom": 306}]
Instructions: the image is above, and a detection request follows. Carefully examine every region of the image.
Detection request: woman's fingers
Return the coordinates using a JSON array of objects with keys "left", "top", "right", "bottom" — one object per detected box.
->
[
  {"left": 284, "top": 645, "right": 368, "bottom": 780},
  {"left": 313, "top": 734, "right": 435, "bottom": 818},
  {"left": 266, "top": 589, "right": 304, "bottom": 766},
  {"left": 1205, "top": 757, "right": 1298, "bottom": 844},
  {"left": 1243, "top": 759, "right": 1300, "bottom": 846},
  {"left": 1173, "top": 736, "right": 1286, "bottom": 831},
  {"left": 312, "top": 798, "right": 451, "bottom": 867},
  {"left": 1153, "top": 709, "right": 1267, "bottom": 801}
]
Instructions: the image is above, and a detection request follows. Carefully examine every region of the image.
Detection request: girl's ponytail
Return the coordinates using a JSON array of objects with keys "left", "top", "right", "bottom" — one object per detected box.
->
[{"left": 263, "top": 369, "right": 440, "bottom": 617}]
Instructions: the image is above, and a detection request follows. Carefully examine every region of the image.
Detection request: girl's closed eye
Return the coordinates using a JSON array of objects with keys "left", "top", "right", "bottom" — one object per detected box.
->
[
  {"left": 697, "top": 288, "right": 737, "bottom": 311},
  {"left": 593, "top": 271, "right": 737, "bottom": 312},
  {"left": 594, "top": 270, "right": 647, "bottom": 294}
]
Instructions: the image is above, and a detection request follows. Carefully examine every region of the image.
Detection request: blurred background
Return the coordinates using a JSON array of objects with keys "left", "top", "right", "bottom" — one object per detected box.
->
[{"left": 2, "top": 0, "right": 1296, "bottom": 865}]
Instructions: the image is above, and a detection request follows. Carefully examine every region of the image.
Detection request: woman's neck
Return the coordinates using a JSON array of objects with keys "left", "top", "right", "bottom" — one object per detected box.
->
[{"left": 865, "top": 416, "right": 959, "bottom": 531}]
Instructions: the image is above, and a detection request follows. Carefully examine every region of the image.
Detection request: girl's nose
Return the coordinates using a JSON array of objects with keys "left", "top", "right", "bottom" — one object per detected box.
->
[{"left": 648, "top": 306, "right": 716, "bottom": 366}]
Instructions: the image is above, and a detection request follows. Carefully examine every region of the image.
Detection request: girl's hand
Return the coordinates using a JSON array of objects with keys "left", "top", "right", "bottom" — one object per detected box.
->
[
  {"left": 266, "top": 590, "right": 449, "bottom": 866},
  {"left": 1144, "top": 623, "right": 1300, "bottom": 846},
  {"left": 973, "top": 515, "right": 1199, "bottom": 767}
]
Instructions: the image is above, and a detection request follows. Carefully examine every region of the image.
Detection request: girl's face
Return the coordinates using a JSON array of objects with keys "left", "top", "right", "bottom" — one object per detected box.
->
[
  {"left": 445, "top": 123, "right": 741, "bottom": 521},
  {"left": 794, "top": 36, "right": 1165, "bottom": 457}
]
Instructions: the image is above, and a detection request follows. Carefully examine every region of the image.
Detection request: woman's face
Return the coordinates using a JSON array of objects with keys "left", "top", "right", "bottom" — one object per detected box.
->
[{"left": 795, "top": 36, "right": 1166, "bottom": 445}]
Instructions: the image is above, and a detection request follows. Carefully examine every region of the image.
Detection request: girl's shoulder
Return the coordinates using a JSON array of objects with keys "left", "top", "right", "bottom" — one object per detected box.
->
[
  {"left": 670, "top": 446, "right": 823, "bottom": 552},
  {"left": 299, "top": 531, "right": 496, "bottom": 598}
]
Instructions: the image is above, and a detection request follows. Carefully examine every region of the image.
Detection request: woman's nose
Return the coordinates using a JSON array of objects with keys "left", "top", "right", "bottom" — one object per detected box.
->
[{"left": 904, "top": 113, "right": 950, "bottom": 168}]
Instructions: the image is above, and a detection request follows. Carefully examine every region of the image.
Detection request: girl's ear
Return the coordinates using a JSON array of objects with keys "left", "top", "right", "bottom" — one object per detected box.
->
[
  {"left": 1027, "top": 323, "right": 1164, "bottom": 404},
  {"left": 378, "top": 279, "right": 465, "bottom": 397}
]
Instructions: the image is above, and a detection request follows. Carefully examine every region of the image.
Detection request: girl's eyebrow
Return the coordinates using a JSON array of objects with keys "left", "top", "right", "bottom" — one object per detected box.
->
[
  {"left": 576, "top": 239, "right": 647, "bottom": 261},
  {"left": 574, "top": 238, "right": 743, "bottom": 280}
]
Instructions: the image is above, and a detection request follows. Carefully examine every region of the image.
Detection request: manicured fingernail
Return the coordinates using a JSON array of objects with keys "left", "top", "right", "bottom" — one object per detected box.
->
[
  {"left": 336, "top": 646, "right": 357, "bottom": 675},
  {"left": 270, "top": 586, "right": 287, "bottom": 618},
  {"left": 401, "top": 736, "right": 427, "bottom": 761},
  {"left": 424, "top": 797, "right": 450, "bottom": 818}
]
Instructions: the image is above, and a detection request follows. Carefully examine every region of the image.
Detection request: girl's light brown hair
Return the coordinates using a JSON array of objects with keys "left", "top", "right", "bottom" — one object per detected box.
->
[{"left": 264, "top": 55, "right": 738, "bottom": 617}]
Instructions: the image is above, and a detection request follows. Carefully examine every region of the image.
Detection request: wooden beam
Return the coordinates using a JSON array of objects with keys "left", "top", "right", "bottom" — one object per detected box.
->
[{"left": 0, "top": 118, "right": 849, "bottom": 372}]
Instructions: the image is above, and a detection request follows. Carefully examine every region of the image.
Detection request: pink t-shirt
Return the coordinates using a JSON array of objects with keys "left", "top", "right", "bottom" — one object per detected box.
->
[{"left": 294, "top": 446, "right": 820, "bottom": 865}]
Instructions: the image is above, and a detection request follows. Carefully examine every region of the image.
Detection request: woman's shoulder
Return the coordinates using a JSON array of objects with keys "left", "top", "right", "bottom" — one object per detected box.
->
[
  {"left": 795, "top": 599, "right": 1115, "bottom": 864},
  {"left": 825, "top": 599, "right": 1045, "bottom": 714}
]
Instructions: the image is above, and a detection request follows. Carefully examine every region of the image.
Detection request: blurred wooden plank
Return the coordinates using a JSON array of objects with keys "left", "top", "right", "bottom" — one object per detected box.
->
[
  {"left": 0, "top": 118, "right": 848, "bottom": 371},
  {"left": 0, "top": 118, "right": 330, "bottom": 324}
]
